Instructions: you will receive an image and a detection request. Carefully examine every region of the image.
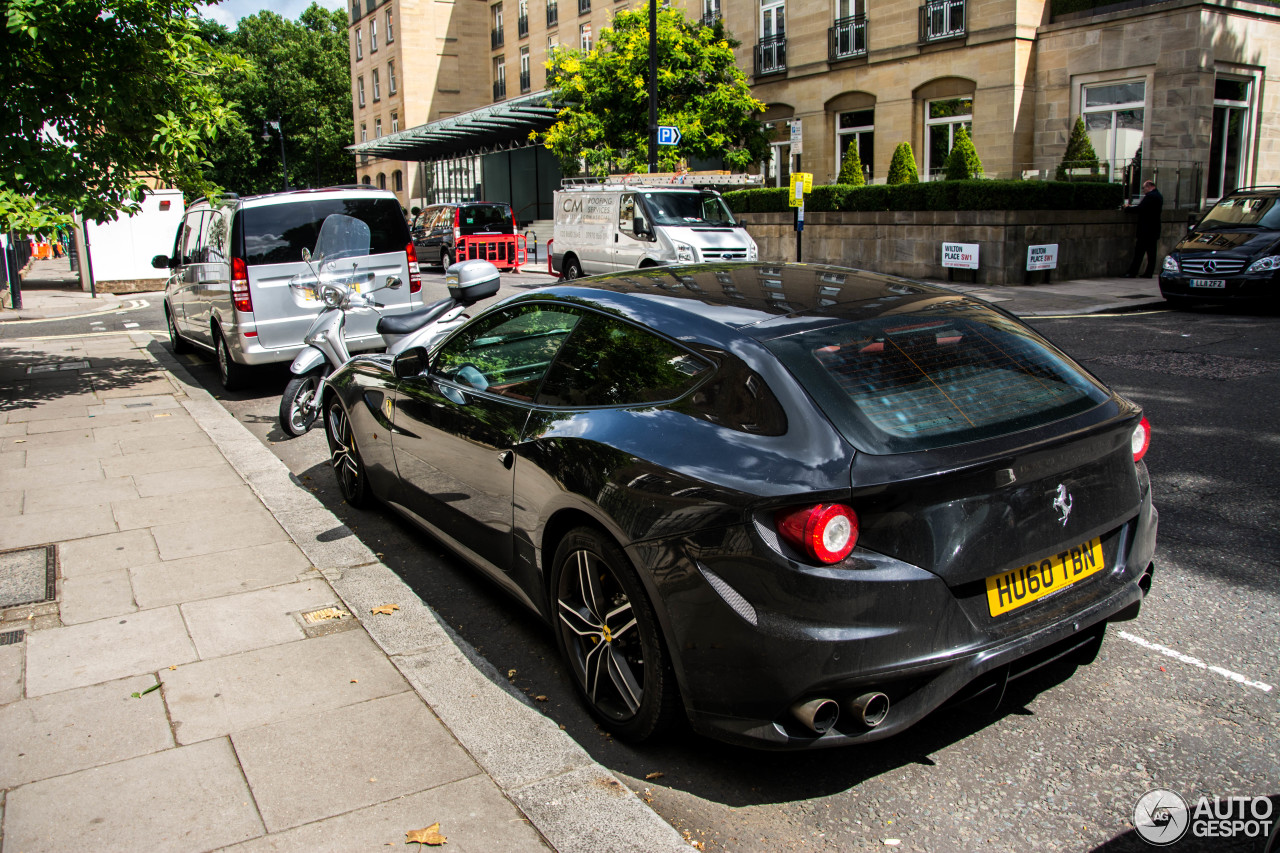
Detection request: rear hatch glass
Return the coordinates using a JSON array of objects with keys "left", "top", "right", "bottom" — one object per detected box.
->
[
  {"left": 763, "top": 304, "right": 1110, "bottom": 454},
  {"left": 458, "top": 204, "right": 514, "bottom": 234},
  {"left": 236, "top": 197, "right": 410, "bottom": 266}
]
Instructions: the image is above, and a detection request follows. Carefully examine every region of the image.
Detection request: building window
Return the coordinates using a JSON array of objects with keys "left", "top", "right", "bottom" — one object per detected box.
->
[
  {"left": 394, "top": 170, "right": 403, "bottom": 192},
  {"left": 1208, "top": 77, "right": 1251, "bottom": 201},
  {"left": 830, "top": 0, "right": 867, "bottom": 60},
  {"left": 391, "top": 111, "right": 399, "bottom": 133},
  {"left": 372, "top": 69, "right": 381, "bottom": 101},
  {"left": 388, "top": 60, "right": 397, "bottom": 95},
  {"left": 1082, "top": 81, "right": 1144, "bottom": 184},
  {"left": 371, "top": 17, "right": 378, "bottom": 51},
  {"left": 493, "top": 56, "right": 507, "bottom": 100},
  {"left": 375, "top": 117, "right": 382, "bottom": 137},
  {"left": 836, "top": 109, "right": 874, "bottom": 180},
  {"left": 579, "top": 22, "right": 592, "bottom": 50},
  {"left": 356, "top": 28, "right": 363, "bottom": 60},
  {"left": 357, "top": 76, "right": 365, "bottom": 108},
  {"left": 386, "top": 9, "right": 394, "bottom": 42},
  {"left": 520, "top": 46, "right": 531, "bottom": 92},
  {"left": 755, "top": 0, "right": 785, "bottom": 76},
  {"left": 579, "top": 0, "right": 591, "bottom": 14},
  {"left": 378, "top": 172, "right": 386, "bottom": 189},
  {"left": 492, "top": 3, "right": 505, "bottom": 49},
  {"left": 925, "top": 96, "right": 972, "bottom": 177},
  {"left": 547, "top": 36, "right": 559, "bottom": 84},
  {"left": 352, "top": 1, "right": 361, "bottom": 21},
  {"left": 360, "top": 122, "right": 367, "bottom": 142},
  {"left": 701, "top": 0, "right": 721, "bottom": 26},
  {"left": 547, "top": 0, "right": 559, "bottom": 27},
  {"left": 760, "top": 119, "right": 793, "bottom": 188},
  {"left": 362, "top": 174, "right": 372, "bottom": 185},
  {"left": 919, "top": 0, "right": 965, "bottom": 43},
  {"left": 518, "top": 0, "right": 530, "bottom": 38}
]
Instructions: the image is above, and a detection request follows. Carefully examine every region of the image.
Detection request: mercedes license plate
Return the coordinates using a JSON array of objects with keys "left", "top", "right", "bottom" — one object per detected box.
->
[{"left": 1190, "top": 279, "right": 1226, "bottom": 289}]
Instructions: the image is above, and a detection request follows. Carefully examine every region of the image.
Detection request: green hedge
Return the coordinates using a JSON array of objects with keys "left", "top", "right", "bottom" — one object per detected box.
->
[{"left": 723, "top": 180, "right": 1124, "bottom": 214}]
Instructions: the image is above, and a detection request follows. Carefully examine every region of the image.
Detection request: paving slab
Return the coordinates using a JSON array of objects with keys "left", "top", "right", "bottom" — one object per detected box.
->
[
  {"left": 110, "top": 484, "right": 263, "bottom": 530},
  {"left": 148, "top": 507, "right": 290, "bottom": 561},
  {"left": 58, "top": 527, "right": 160, "bottom": 578},
  {"left": 180, "top": 581, "right": 337, "bottom": 658},
  {"left": 0, "top": 642, "right": 22, "bottom": 705},
  {"left": 0, "top": 490, "right": 21, "bottom": 517},
  {"left": 99, "top": 444, "right": 224, "bottom": 477},
  {"left": 24, "top": 605, "right": 196, "bottom": 696},
  {"left": 221, "top": 774, "right": 551, "bottom": 852},
  {"left": 160, "top": 629, "right": 410, "bottom": 744},
  {"left": 22, "top": 475, "right": 139, "bottom": 514},
  {"left": 59, "top": 569, "right": 138, "bottom": 624},
  {"left": 133, "top": 462, "right": 245, "bottom": 498},
  {"left": 115, "top": 429, "right": 212, "bottom": 455},
  {"left": 0, "top": 459, "right": 105, "bottom": 492},
  {"left": 232, "top": 691, "right": 479, "bottom": 832},
  {"left": 130, "top": 540, "right": 314, "bottom": 608},
  {"left": 0, "top": 673, "right": 173, "bottom": 788},
  {"left": 22, "top": 441, "right": 122, "bottom": 467},
  {"left": 1, "top": 737, "right": 265, "bottom": 853},
  {"left": 0, "top": 503, "right": 117, "bottom": 551}
]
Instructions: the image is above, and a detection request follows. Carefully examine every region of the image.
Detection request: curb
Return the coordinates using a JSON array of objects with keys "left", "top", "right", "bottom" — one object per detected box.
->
[{"left": 143, "top": 336, "right": 689, "bottom": 853}]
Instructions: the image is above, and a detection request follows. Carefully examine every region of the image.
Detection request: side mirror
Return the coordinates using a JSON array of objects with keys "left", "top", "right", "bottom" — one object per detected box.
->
[
  {"left": 393, "top": 346, "right": 430, "bottom": 379},
  {"left": 633, "top": 218, "right": 649, "bottom": 238},
  {"left": 151, "top": 254, "right": 170, "bottom": 270}
]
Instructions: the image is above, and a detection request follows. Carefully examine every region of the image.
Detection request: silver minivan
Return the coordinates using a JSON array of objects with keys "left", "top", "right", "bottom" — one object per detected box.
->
[{"left": 153, "top": 187, "right": 421, "bottom": 389}]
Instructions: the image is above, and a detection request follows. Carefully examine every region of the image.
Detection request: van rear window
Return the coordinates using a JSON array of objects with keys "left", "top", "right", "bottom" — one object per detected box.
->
[
  {"left": 764, "top": 305, "right": 1109, "bottom": 453},
  {"left": 237, "top": 198, "right": 410, "bottom": 265},
  {"left": 458, "top": 204, "right": 514, "bottom": 233}
]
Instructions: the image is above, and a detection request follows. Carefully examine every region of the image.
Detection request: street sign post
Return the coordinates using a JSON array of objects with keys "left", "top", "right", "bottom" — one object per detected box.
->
[
  {"left": 789, "top": 172, "right": 813, "bottom": 262},
  {"left": 657, "top": 126, "right": 682, "bottom": 146}
]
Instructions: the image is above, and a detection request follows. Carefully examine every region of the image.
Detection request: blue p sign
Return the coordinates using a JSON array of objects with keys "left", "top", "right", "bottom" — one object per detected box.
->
[{"left": 657, "top": 126, "right": 681, "bottom": 146}]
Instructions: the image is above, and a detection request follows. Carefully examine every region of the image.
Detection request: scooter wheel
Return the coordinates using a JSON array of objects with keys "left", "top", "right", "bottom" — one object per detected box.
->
[{"left": 279, "top": 373, "right": 321, "bottom": 437}]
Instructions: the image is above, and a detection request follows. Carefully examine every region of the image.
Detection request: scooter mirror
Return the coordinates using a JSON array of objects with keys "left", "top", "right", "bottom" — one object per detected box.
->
[
  {"left": 301, "top": 247, "right": 311, "bottom": 263},
  {"left": 383, "top": 275, "right": 404, "bottom": 291}
]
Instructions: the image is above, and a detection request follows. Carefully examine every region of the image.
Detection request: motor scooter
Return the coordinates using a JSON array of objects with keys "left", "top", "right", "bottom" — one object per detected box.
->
[{"left": 278, "top": 215, "right": 500, "bottom": 436}]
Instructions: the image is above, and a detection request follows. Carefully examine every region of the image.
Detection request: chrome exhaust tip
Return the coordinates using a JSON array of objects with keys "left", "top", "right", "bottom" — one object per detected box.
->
[
  {"left": 790, "top": 698, "right": 840, "bottom": 735},
  {"left": 848, "top": 692, "right": 890, "bottom": 729}
]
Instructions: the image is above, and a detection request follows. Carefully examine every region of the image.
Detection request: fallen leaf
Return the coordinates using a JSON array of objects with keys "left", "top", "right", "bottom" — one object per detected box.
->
[
  {"left": 14, "top": 439, "right": 25, "bottom": 444},
  {"left": 130, "top": 683, "right": 160, "bottom": 699},
  {"left": 351, "top": 679, "right": 359, "bottom": 684},
  {"left": 168, "top": 665, "right": 177, "bottom": 671},
  {"left": 534, "top": 695, "right": 548, "bottom": 702},
  {"left": 645, "top": 771, "right": 665, "bottom": 780},
  {"left": 405, "top": 823, "right": 447, "bottom": 845},
  {"left": 507, "top": 669, "right": 517, "bottom": 680},
  {"left": 371, "top": 604, "right": 400, "bottom": 615}
]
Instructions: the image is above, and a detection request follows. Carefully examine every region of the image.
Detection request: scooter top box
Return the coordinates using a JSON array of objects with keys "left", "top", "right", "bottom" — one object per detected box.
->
[{"left": 445, "top": 259, "right": 501, "bottom": 305}]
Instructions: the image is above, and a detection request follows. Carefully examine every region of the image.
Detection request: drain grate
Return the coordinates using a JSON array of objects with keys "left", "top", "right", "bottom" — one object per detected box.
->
[
  {"left": 124, "top": 402, "right": 155, "bottom": 409},
  {"left": 0, "top": 544, "right": 57, "bottom": 609},
  {"left": 301, "top": 607, "right": 348, "bottom": 624},
  {"left": 0, "top": 629, "right": 24, "bottom": 646},
  {"left": 1090, "top": 351, "right": 1278, "bottom": 381},
  {"left": 26, "top": 360, "right": 89, "bottom": 374}
]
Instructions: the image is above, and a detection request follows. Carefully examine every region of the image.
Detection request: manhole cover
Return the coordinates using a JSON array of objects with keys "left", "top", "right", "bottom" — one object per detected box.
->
[
  {"left": 0, "top": 629, "right": 24, "bottom": 646},
  {"left": 26, "top": 360, "right": 89, "bottom": 374},
  {"left": 1090, "top": 351, "right": 1277, "bottom": 380},
  {"left": 0, "top": 545, "right": 57, "bottom": 609}
]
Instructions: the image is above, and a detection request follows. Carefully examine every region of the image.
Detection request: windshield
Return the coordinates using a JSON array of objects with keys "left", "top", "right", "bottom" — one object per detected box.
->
[
  {"left": 1197, "top": 194, "right": 1280, "bottom": 230},
  {"left": 640, "top": 192, "right": 737, "bottom": 227}
]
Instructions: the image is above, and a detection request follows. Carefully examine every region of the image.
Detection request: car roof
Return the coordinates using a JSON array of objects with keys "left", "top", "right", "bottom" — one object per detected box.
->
[
  {"left": 237, "top": 187, "right": 400, "bottom": 208},
  {"left": 522, "top": 263, "right": 979, "bottom": 345}
]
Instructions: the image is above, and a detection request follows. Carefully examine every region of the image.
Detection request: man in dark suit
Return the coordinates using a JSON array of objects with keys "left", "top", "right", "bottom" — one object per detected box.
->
[{"left": 1126, "top": 180, "right": 1163, "bottom": 278}]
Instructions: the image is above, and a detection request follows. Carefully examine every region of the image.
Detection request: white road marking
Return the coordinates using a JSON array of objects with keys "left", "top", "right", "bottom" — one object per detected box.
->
[
  {"left": 2, "top": 330, "right": 166, "bottom": 342},
  {"left": 3, "top": 298, "right": 151, "bottom": 324},
  {"left": 123, "top": 322, "right": 140, "bottom": 328},
  {"left": 1117, "top": 630, "right": 1273, "bottom": 693}
]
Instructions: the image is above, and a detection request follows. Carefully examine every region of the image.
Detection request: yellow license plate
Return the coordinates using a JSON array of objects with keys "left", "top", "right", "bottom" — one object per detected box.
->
[{"left": 985, "top": 537, "right": 1105, "bottom": 617}]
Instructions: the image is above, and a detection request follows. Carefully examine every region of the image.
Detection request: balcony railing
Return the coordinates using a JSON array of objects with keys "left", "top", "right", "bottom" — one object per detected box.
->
[
  {"left": 520, "top": 70, "right": 531, "bottom": 92},
  {"left": 493, "top": 77, "right": 507, "bottom": 101},
  {"left": 578, "top": 0, "right": 590, "bottom": 13},
  {"left": 518, "top": 13, "right": 529, "bottom": 37},
  {"left": 919, "top": 0, "right": 965, "bottom": 42},
  {"left": 491, "top": 26, "right": 504, "bottom": 49},
  {"left": 547, "top": 1, "right": 558, "bottom": 26},
  {"left": 829, "top": 15, "right": 868, "bottom": 60},
  {"left": 700, "top": 10, "right": 721, "bottom": 26},
  {"left": 753, "top": 35, "right": 786, "bottom": 76}
]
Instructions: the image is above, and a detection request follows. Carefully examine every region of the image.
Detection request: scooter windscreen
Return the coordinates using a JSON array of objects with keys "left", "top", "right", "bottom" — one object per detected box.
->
[{"left": 289, "top": 214, "right": 377, "bottom": 308}]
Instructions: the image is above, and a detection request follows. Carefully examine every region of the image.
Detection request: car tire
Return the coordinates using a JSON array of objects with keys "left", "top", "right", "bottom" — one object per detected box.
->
[
  {"left": 562, "top": 256, "right": 583, "bottom": 280},
  {"left": 214, "top": 328, "right": 248, "bottom": 391},
  {"left": 279, "top": 371, "right": 322, "bottom": 437},
  {"left": 165, "top": 306, "right": 189, "bottom": 354},
  {"left": 441, "top": 249, "right": 453, "bottom": 270},
  {"left": 325, "top": 399, "right": 371, "bottom": 508},
  {"left": 551, "top": 526, "right": 679, "bottom": 742}
]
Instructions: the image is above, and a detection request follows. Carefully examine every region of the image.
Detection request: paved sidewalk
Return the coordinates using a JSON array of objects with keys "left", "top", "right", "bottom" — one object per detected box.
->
[{"left": 0, "top": 332, "right": 687, "bottom": 852}]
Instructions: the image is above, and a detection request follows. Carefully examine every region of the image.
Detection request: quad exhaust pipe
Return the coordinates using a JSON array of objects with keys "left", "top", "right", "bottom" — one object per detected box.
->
[{"left": 790, "top": 691, "right": 891, "bottom": 735}]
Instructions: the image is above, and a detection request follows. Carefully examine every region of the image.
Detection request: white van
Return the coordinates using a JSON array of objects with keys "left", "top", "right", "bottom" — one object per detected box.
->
[{"left": 552, "top": 176, "right": 760, "bottom": 279}]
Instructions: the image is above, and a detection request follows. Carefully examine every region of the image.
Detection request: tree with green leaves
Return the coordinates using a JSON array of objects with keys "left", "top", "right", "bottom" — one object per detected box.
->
[
  {"left": 1055, "top": 115, "right": 1101, "bottom": 180},
  {"left": 943, "top": 126, "right": 983, "bottom": 180},
  {"left": 536, "top": 8, "right": 769, "bottom": 176},
  {"left": 887, "top": 142, "right": 919, "bottom": 185},
  {"left": 837, "top": 144, "right": 865, "bottom": 186},
  {"left": 0, "top": 0, "right": 237, "bottom": 232},
  {"left": 199, "top": 5, "right": 354, "bottom": 195}
]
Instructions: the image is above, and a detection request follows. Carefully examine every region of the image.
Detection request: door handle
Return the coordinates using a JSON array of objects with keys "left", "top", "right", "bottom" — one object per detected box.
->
[{"left": 498, "top": 450, "right": 514, "bottom": 469}]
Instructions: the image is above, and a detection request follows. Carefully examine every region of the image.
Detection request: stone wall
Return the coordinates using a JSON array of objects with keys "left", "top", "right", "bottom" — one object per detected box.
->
[{"left": 738, "top": 208, "right": 1188, "bottom": 284}]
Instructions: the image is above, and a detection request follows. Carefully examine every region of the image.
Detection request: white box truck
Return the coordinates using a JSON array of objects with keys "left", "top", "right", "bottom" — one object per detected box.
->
[{"left": 552, "top": 175, "right": 761, "bottom": 279}]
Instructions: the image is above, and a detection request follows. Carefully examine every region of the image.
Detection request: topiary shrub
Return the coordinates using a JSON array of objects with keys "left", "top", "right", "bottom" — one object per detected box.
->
[
  {"left": 943, "top": 127, "right": 983, "bottom": 180},
  {"left": 837, "top": 144, "right": 866, "bottom": 186},
  {"left": 1055, "top": 116, "right": 1102, "bottom": 180},
  {"left": 887, "top": 142, "right": 919, "bottom": 185}
]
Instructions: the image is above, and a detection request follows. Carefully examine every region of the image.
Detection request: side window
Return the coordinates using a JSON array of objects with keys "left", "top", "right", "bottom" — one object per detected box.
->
[
  {"left": 537, "top": 312, "right": 711, "bottom": 407},
  {"left": 433, "top": 207, "right": 451, "bottom": 230},
  {"left": 434, "top": 304, "right": 581, "bottom": 401},
  {"left": 201, "top": 209, "right": 229, "bottom": 264},
  {"left": 618, "top": 194, "right": 636, "bottom": 235},
  {"left": 180, "top": 211, "right": 206, "bottom": 265}
]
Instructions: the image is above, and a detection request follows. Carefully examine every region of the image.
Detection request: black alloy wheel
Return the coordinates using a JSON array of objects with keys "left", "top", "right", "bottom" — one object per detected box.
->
[
  {"left": 325, "top": 400, "right": 370, "bottom": 507},
  {"left": 552, "top": 527, "right": 678, "bottom": 742},
  {"left": 562, "top": 256, "right": 583, "bottom": 280},
  {"left": 165, "top": 307, "right": 189, "bottom": 354}
]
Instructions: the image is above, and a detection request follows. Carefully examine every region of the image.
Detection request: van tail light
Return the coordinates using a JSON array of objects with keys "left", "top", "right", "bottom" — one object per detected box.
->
[
  {"left": 453, "top": 208, "right": 461, "bottom": 243},
  {"left": 776, "top": 503, "right": 859, "bottom": 565},
  {"left": 1132, "top": 416, "right": 1151, "bottom": 463},
  {"left": 405, "top": 242, "right": 422, "bottom": 293},
  {"left": 231, "top": 257, "right": 252, "bottom": 313}
]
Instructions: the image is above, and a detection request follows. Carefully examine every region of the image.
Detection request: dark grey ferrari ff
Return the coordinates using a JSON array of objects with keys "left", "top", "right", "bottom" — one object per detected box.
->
[{"left": 320, "top": 262, "right": 1158, "bottom": 749}]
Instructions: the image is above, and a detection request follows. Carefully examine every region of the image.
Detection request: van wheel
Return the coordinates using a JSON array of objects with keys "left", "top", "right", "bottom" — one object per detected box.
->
[
  {"left": 441, "top": 249, "right": 453, "bottom": 270},
  {"left": 215, "top": 329, "right": 248, "bottom": 392},
  {"left": 165, "top": 307, "right": 189, "bottom": 354},
  {"left": 563, "top": 257, "right": 583, "bottom": 280}
]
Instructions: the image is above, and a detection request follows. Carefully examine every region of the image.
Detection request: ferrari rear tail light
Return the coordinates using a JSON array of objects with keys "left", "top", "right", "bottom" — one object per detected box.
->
[
  {"left": 776, "top": 503, "right": 859, "bottom": 565},
  {"left": 405, "top": 242, "right": 422, "bottom": 293},
  {"left": 1132, "top": 416, "right": 1151, "bottom": 463},
  {"left": 231, "top": 257, "right": 252, "bottom": 313}
]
